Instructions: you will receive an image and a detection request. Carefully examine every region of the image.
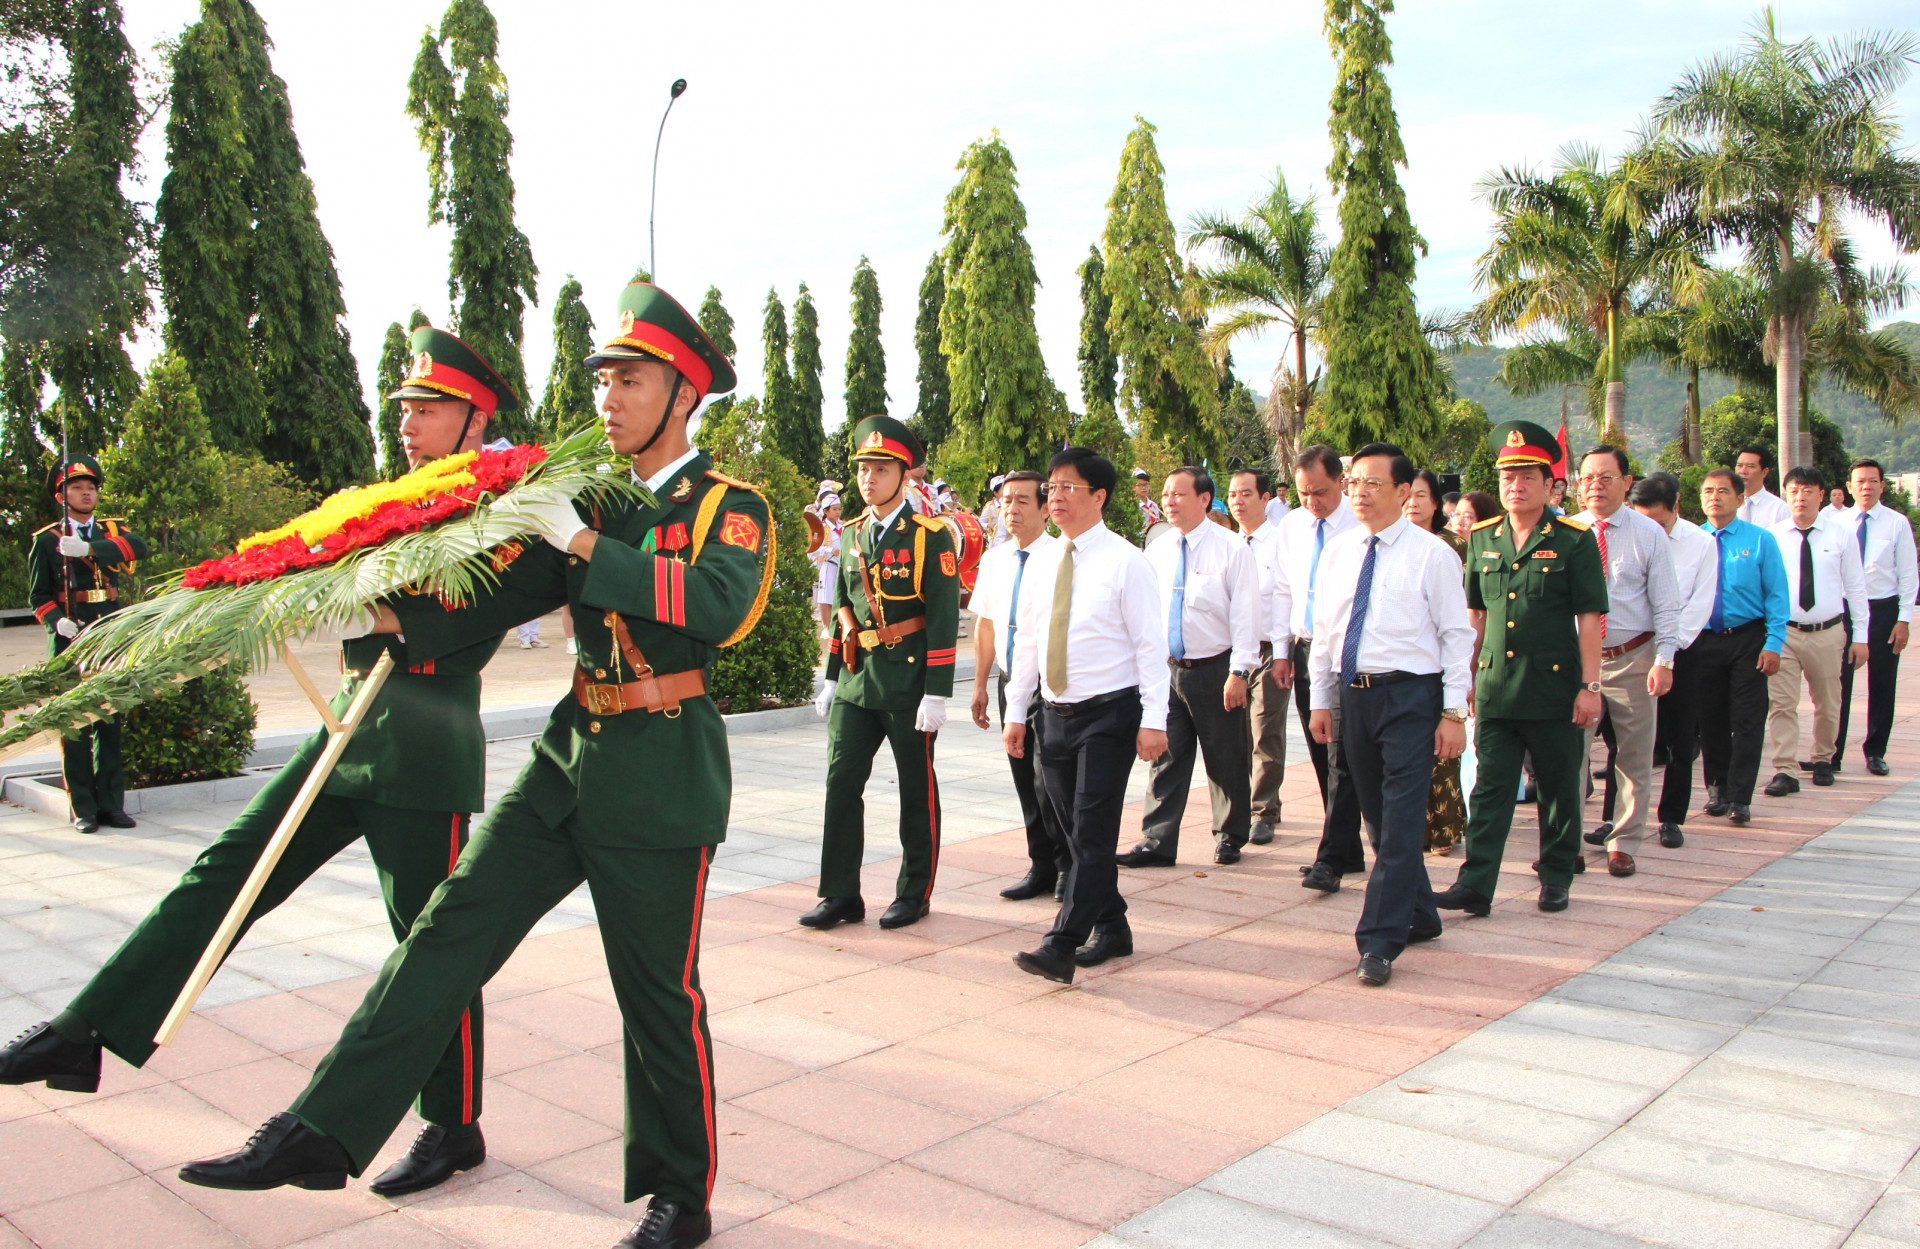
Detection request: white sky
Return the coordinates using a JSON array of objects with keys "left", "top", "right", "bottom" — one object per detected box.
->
[{"left": 116, "top": 0, "right": 1919, "bottom": 430}]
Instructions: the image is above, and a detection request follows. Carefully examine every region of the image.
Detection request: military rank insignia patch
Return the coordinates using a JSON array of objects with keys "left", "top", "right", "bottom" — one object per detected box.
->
[
  {"left": 670, "top": 477, "right": 694, "bottom": 501},
  {"left": 940, "top": 551, "right": 956, "bottom": 577},
  {"left": 720, "top": 511, "right": 762, "bottom": 550}
]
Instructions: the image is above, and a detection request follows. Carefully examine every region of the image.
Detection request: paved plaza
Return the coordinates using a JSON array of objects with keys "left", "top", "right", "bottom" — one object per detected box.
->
[{"left": 0, "top": 649, "right": 1916, "bottom": 1248}]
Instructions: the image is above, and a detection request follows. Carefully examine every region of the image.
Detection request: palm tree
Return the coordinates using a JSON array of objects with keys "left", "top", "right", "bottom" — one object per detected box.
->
[
  {"left": 1653, "top": 10, "right": 1920, "bottom": 469},
  {"left": 1186, "top": 168, "right": 1330, "bottom": 473},
  {"left": 1471, "top": 143, "right": 1704, "bottom": 444},
  {"left": 1641, "top": 265, "right": 1771, "bottom": 462}
]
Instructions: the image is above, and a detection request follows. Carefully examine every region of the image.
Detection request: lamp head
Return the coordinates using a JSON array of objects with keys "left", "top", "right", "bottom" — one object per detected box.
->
[{"left": 670, "top": 78, "right": 688, "bottom": 99}]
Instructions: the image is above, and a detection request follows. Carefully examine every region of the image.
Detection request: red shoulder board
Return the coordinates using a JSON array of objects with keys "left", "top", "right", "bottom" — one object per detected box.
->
[{"left": 719, "top": 511, "right": 762, "bottom": 551}]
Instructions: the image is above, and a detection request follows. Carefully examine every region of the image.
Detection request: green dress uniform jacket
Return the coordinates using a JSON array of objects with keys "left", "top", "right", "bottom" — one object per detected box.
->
[
  {"left": 1453, "top": 513, "right": 1610, "bottom": 898},
  {"left": 818, "top": 504, "right": 961, "bottom": 902},
  {"left": 28, "top": 517, "right": 148, "bottom": 821},
  {"left": 288, "top": 450, "right": 773, "bottom": 1213}
]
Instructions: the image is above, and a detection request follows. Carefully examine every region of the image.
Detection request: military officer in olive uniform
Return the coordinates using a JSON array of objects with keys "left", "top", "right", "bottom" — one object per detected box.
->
[
  {"left": 2, "top": 331, "right": 518, "bottom": 1196},
  {"left": 28, "top": 455, "right": 148, "bottom": 833},
  {"left": 1436, "top": 420, "right": 1607, "bottom": 917},
  {"left": 178, "top": 283, "right": 769, "bottom": 1249},
  {"left": 802, "top": 415, "right": 961, "bottom": 932}
]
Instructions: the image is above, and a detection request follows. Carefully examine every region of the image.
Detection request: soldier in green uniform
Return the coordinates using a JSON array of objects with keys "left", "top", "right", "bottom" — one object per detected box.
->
[
  {"left": 0, "top": 329, "right": 518, "bottom": 1197},
  {"left": 29, "top": 455, "right": 149, "bottom": 833},
  {"left": 176, "top": 282, "right": 770, "bottom": 1249},
  {"left": 800, "top": 414, "right": 961, "bottom": 932},
  {"left": 1436, "top": 420, "right": 1607, "bottom": 917}
]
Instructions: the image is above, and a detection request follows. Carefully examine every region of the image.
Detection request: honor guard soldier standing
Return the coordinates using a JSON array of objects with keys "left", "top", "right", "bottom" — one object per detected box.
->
[
  {"left": 1, "top": 330, "right": 517, "bottom": 1197},
  {"left": 1437, "top": 421, "right": 1607, "bottom": 918},
  {"left": 175, "top": 283, "right": 770, "bottom": 1249},
  {"left": 803, "top": 415, "right": 961, "bottom": 932},
  {"left": 29, "top": 454, "right": 148, "bottom": 833}
]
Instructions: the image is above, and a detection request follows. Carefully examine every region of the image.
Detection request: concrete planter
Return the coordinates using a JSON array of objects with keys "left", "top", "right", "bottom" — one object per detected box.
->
[{"left": 3, "top": 766, "right": 280, "bottom": 820}]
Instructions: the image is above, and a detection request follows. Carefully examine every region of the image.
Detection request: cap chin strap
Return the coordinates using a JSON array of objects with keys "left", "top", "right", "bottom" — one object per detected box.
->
[
  {"left": 635, "top": 373, "right": 684, "bottom": 460},
  {"left": 451, "top": 403, "right": 481, "bottom": 457}
]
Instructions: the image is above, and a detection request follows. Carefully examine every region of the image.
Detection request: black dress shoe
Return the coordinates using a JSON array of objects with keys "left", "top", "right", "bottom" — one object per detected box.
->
[
  {"left": 797, "top": 897, "right": 864, "bottom": 929},
  {"left": 1583, "top": 822, "right": 1612, "bottom": 847},
  {"left": 1763, "top": 772, "right": 1799, "bottom": 797},
  {"left": 1538, "top": 884, "right": 1570, "bottom": 912},
  {"left": 1658, "top": 822, "right": 1685, "bottom": 848},
  {"left": 0, "top": 1021, "right": 102, "bottom": 1092},
  {"left": 1407, "top": 921, "right": 1443, "bottom": 944},
  {"left": 878, "top": 897, "right": 930, "bottom": 929},
  {"left": 1433, "top": 885, "right": 1492, "bottom": 917},
  {"left": 1054, "top": 877, "right": 1067, "bottom": 901},
  {"left": 1300, "top": 863, "right": 1341, "bottom": 893},
  {"left": 1798, "top": 759, "right": 1816, "bottom": 772},
  {"left": 615, "top": 1196, "right": 711, "bottom": 1248},
  {"left": 368, "top": 1121, "right": 485, "bottom": 1196},
  {"left": 1830, "top": 758, "right": 1844, "bottom": 773},
  {"left": 1013, "top": 946, "right": 1075, "bottom": 984},
  {"left": 97, "top": 810, "right": 136, "bottom": 829},
  {"left": 999, "top": 870, "right": 1058, "bottom": 901},
  {"left": 1249, "top": 820, "right": 1275, "bottom": 846},
  {"left": 179, "top": 1113, "right": 351, "bottom": 1191},
  {"left": 1703, "top": 786, "right": 1730, "bottom": 817},
  {"left": 1728, "top": 803, "right": 1751, "bottom": 825},
  {"left": 1213, "top": 841, "right": 1242, "bottom": 866},
  {"left": 1116, "top": 842, "right": 1176, "bottom": 868},
  {"left": 1868, "top": 756, "right": 1891, "bottom": 776},
  {"left": 1356, "top": 954, "right": 1392, "bottom": 986},
  {"left": 71, "top": 817, "right": 98, "bottom": 835},
  {"left": 1074, "top": 929, "right": 1134, "bottom": 967},
  {"left": 1811, "top": 762, "right": 1835, "bottom": 787}
]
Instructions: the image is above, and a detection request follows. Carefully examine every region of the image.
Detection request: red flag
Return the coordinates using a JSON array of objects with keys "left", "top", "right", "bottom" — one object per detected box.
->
[{"left": 1552, "top": 421, "right": 1569, "bottom": 479}]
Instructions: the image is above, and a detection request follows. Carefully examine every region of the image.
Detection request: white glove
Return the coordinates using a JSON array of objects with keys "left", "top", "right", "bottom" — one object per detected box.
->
[
  {"left": 58, "top": 535, "right": 90, "bottom": 558},
  {"left": 915, "top": 694, "right": 948, "bottom": 734},
  {"left": 512, "top": 496, "right": 588, "bottom": 553},
  {"left": 54, "top": 617, "right": 78, "bottom": 639},
  {"left": 814, "top": 680, "right": 836, "bottom": 718}
]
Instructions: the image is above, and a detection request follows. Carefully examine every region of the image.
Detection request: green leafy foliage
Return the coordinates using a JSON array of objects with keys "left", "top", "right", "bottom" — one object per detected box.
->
[
  {"left": 1669, "top": 390, "right": 1851, "bottom": 496},
  {"left": 532, "top": 275, "right": 596, "bottom": 436},
  {"left": 1069, "top": 404, "right": 1144, "bottom": 544},
  {"left": 1218, "top": 380, "right": 1268, "bottom": 472},
  {"left": 696, "top": 286, "right": 736, "bottom": 422},
  {"left": 845, "top": 258, "right": 887, "bottom": 423},
  {"left": 1077, "top": 245, "right": 1117, "bottom": 417},
  {"left": 120, "top": 667, "right": 256, "bottom": 787},
  {"left": 761, "top": 287, "right": 794, "bottom": 462},
  {"left": 788, "top": 283, "right": 824, "bottom": 478},
  {"left": 99, "top": 354, "right": 221, "bottom": 567},
  {"left": 910, "top": 253, "right": 952, "bottom": 454},
  {"left": 375, "top": 320, "right": 408, "bottom": 477}
]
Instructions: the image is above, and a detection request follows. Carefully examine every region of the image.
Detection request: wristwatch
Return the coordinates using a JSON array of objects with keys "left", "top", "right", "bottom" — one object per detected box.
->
[
  {"left": 1653, "top": 657, "right": 1674, "bottom": 670},
  {"left": 1583, "top": 680, "right": 1603, "bottom": 693},
  {"left": 1441, "top": 707, "right": 1468, "bottom": 723},
  {"left": 1232, "top": 668, "right": 1256, "bottom": 684}
]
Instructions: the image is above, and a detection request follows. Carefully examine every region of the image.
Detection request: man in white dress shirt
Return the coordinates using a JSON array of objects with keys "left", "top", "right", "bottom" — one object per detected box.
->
[
  {"left": 1628, "top": 473, "right": 1718, "bottom": 849},
  {"left": 1735, "top": 445, "right": 1791, "bottom": 529},
  {"left": 1836, "top": 458, "right": 1918, "bottom": 776},
  {"left": 1228, "top": 468, "right": 1288, "bottom": 844},
  {"left": 969, "top": 472, "right": 1067, "bottom": 900},
  {"left": 1764, "top": 466, "right": 1870, "bottom": 796},
  {"left": 1308, "top": 444, "right": 1474, "bottom": 986},
  {"left": 1005, "top": 448, "right": 1169, "bottom": 984},
  {"left": 1271, "top": 446, "right": 1366, "bottom": 890},
  {"left": 1119, "top": 468, "right": 1263, "bottom": 868}
]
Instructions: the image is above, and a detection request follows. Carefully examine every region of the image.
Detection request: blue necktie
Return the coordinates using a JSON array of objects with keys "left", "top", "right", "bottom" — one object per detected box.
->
[
  {"left": 1859, "top": 511, "right": 1871, "bottom": 559},
  {"left": 1006, "top": 548, "right": 1029, "bottom": 666},
  {"left": 1340, "top": 535, "right": 1379, "bottom": 686},
  {"left": 1307, "top": 517, "right": 1326, "bottom": 624},
  {"left": 1169, "top": 536, "right": 1188, "bottom": 660},
  {"left": 1708, "top": 526, "right": 1728, "bottom": 632}
]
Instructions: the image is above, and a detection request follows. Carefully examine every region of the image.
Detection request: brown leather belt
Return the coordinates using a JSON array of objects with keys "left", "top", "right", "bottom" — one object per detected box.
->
[
  {"left": 573, "top": 665, "right": 707, "bottom": 718},
  {"left": 853, "top": 615, "right": 926, "bottom": 650},
  {"left": 72, "top": 588, "right": 116, "bottom": 604},
  {"left": 1601, "top": 630, "right": 1653, "bottom": 660}
]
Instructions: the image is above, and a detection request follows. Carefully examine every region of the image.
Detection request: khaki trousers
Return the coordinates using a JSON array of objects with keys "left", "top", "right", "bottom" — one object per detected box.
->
[
  {"left": 1247, "top": 650, "right": 1287, "bottom": 825},
  {"left": 1585, "top": 645, "right": 1656, "bottom": 854},
  {"left": 1768, "top": 624, "right": 1846, "bottom": 774}
]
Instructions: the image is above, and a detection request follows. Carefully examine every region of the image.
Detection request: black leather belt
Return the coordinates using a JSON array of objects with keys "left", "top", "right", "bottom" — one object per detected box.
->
[
  {"left": 1044, "top": 687, "right": 1138, "bottom": 717},
  {"left": 1707, "top": 620, "right": 1765, "bottom": 636},
  {"left": 1348, "top": 670, "right": 1425, "bottom": 689},
  {"left": 1789, "top": 616, "right": 1845, "bottom": 633},
  {"left": 1168, "top": 651, "right": 1229, "bottom": 670}
]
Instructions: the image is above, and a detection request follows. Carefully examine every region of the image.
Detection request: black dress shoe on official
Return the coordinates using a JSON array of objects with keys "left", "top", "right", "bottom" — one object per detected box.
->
[
  {"left": 615, "top": 1196, "right": 711, "bottom": 1248},
  {"left": 1798, "top": 759, "right": 1816, "bottom": 772},
  {"left": 1356, "top": 954, "right": 1392, "bottom": 986},
  {"left": 97, "top": 810, "right": 136, "bottom": 829},
  {"left": 71, "top": 817, "right": 98, "bottom": 835},
  {"left": 1300, "top": 863, "right": 1341, "bottom": 893},
  {"left": 179, "top": 1113, "right": 351, "bottom": 1191},
  {"left": 878, "top": 896, "right": 930, "bottom": 929},
  {"left": 797, "top": 897, "right": 864, "bottom": 929},
  {"left": 1434, "top": 885, "right": 1492, "bottom": 917},
  {"left": 1811, "top": 762, "right": 1835, "bottom": 787},
  {"left": 999, "top": 870, "right": 1059, "bottom": 901},
  {"left": 1407, "top": 921, "right": 1443, "bottom": 944},
  {"left": 1250, "top": 820, "right": 1275, "bottom": 845},
  {"left": 1213, "top": 841, "right": 1242, "bottom": 866},
  {"left": 0, "top": 1021, "right": 102, "bottom": 1092},
  {"left": 1868, "top": 756, "right": 1891, "bottom": 776},
  {"left": 1728, "top": 803, "right": 1751, "bottom": 825},
  {"left": 1658, "top": 822, "right": 1685, "bottom": 848},
  {"left": 1538, "top": 884, "right": 1570, "bottom": 912},
  {"left": 1703, "top": 786, "right": 1730, "bottom": 817},
  {"left": 1116, "top": 842, "right": 1177, "bottom": 868},
  {"left": 1763, "top": 772, "right": 1799, "bottom": 797},
  {"left": 1584, "top": 822, "right": 1613, "bottom": 847},
  {"left": 1074, "top": 929, "right": 1134, "bottom": 967},
  {"left": 1054, "top": 877, "right": 1067, "bottom": 901},
  {"left": 1013, "top": 946, "right": 1076, "bottom": 984},
  {"left": 368, "top": 1121, "right": 485, "bottom": 1196}
]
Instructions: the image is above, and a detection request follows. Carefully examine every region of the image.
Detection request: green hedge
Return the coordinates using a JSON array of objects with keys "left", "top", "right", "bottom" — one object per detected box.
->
[{"left": 119, "top": 667, "right": 257, "bottom": 788}]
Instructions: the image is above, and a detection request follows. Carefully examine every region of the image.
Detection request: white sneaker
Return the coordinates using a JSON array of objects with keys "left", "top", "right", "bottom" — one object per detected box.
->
[
  {"left": 519, "top": 640, "right": 533, "bottom": 649},
  {"left": 565, "top": 638, "right": 577, "bottom": 655}
]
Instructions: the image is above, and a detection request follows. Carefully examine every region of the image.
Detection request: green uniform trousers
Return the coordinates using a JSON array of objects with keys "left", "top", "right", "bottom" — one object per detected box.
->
[
  {"left": 55, "top": 751, "right": 482, "bottom": 1129},
  {"left": 289, "top": 783, "right": 717, "bottom": 1210},
  {"left": 819, "top": 698, "right": 941, "bottom": 901},
  {"left": 62, "top": 715, "right": 124, "bottom": 822},
  {"left": 1453, "top": 716, "right": 1586, "bottom": 898}
]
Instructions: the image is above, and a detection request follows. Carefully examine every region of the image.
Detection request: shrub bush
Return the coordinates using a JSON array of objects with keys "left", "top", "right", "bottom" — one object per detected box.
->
[{"left": 119, "top": 667, "right": 258, "bottom": 788}]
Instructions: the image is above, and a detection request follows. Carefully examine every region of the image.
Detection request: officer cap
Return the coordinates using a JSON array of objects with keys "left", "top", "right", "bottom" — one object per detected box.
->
[
  {"left": 849, "top": 415, "right": 925, "bottom": 469},
  {"left": 48, "top": 454, "right": 103, "bottom": 496},
  {"left": 389, "top": 327, "right": 520, "bottom": 415},
  {"left": 1490, "top": 420, "right": 1560, "bottom": 470},
  {"left": 585, "top": 282, "right": 738, "bottom": 398}
]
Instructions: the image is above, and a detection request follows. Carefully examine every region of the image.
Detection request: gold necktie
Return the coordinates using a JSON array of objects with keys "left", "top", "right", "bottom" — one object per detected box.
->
[{"left": 1047, "top": 539, "right": 1075, "bottom": 698}]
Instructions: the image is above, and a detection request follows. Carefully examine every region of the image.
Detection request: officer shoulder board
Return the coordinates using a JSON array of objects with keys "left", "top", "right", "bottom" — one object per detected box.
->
[
  {"left": 686, "top": 467, "right": 775, "bottom": 647},
  {"left": 31, "top": 521, "right": 57, "bottom": 537},
  {"left": 1470, "top": 516, "right": 1502, "bottom": 531},
  {"left": 1556, "top": 516, "right": 1591, "bottom": 532}
]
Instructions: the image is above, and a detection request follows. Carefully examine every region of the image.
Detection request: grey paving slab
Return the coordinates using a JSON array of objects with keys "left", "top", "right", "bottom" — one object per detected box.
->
[
  {"left": 1201, "top": 1147, "right": 1503, "bottom": 1248},
  {"left": 1578, "top": 1125, "right": 1886, "bottom": 1227},
  {"left": 1461, "top": 1212, "right": 1674, "bottom": 1249},
  {"left": 1521, "top": 1167, "right": 1847, "bottom": 1249},
  {"left": 1106, "top": 1188, "right": 1404, "bottom": 1249},
  {"left": 1276, "top": 1110, "right": 1561, "bottom": 1205}
]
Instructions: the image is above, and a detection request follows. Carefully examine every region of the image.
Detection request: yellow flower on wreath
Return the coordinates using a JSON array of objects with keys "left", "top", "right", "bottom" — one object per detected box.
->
[{"left": 238, "top": 452, "right": 481, "bottom": 552}]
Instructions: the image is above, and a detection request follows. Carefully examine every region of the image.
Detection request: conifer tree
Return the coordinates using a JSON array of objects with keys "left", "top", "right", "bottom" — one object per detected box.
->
[
  {"left": 910, "top": 253, "right": 952, "bottom": 454},
  {"left": 761, "top": 288, "right": 793, "bottom": 462},
  {"left": 939, "top": 134, "right": 1065, "bottom": 474},
  {"left": 1077, "top": 244, "right": 1118, "bottom": 417},
  {"left": 533, "top": 276, "right": 596, "bottom": 437},
  {"left": 1319, "top": 0, "right": 1441, "bottom": 456},
  {"left": 787, "top": 283, "right": 824, "bottom": 478},
  {"left": 375, "top": 320, "right": 408, "bottom": 477},
  {"left": 1102, "top": 118, "right": 1220, "bottom": 465},
  {"left": 408, "top": 0, "right": 539, "bottom": 443},
  {"left": 696, "top": 286, "right": 736, "bottom": 422},
  {"left": 100, "top": 353, "right": 222, "bottom": 564},
  {"left": 845, "top": 258, "right": 887, "bottom": 422}
]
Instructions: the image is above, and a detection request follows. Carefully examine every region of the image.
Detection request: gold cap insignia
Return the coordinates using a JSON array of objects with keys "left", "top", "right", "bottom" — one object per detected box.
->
[
  {"left": 410, "top": 351, "right": 435, "bottom": 379},
  {"left": 1506, "top": 429, "right": 1526, "bottom": 447},
  {"left": 618, "top": 310, "right": 637, "bottom": 337},
  {"left": 863, "top": 432, "right": 885, "bottom": 448}
]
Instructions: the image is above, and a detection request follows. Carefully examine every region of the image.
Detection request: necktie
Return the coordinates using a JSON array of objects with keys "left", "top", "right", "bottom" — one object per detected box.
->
[
  {"left": 1340, "top": 535, "right": 1379, "bottom": 687},
  {"left": 1169, "top": 535, "right": 1188, "bottom": 660},
  {"left": 1047, "top": 540, "right": 1075, "bottom": 698},
  {"left": 1858, "top": 511, "right": 1871, "bottom": 560},
  {"left": 1708, "top": 527, "right": 1728, "bottom": 632},
  {"left": 1006, "top": 548, "right": 1029, "bottom": 667},
  {"left": 1798, "top": 527, "right": 1817, "bottom": 612},
  {"left": 1595, "top": 517, "right": 1610, "bottom": 641},
  {"left": 1307, "top": 517, "right": 1327, "bottom": 625}
]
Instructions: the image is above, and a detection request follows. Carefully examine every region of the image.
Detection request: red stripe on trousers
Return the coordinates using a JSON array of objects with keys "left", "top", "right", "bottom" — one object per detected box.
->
[
  {"left": 683, "top": 846, "right": 716, "bottom": 1202},
  {"left": 449, "top": 813, "right": 474, "bottom": 1124},
  {"left": 922, "top": 733, "right": 940, "bottom": 900}
]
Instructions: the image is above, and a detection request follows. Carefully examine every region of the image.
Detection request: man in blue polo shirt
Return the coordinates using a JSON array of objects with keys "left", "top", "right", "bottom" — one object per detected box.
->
[{"left": 1694, "top": 468, "right": 1789, "bottom": 825}]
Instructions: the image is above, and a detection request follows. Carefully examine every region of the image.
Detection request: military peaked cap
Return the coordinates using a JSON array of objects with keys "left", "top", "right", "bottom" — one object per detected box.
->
[
  {"left": 389, "top": 327, "right": 519, "bottom": 415},
  {"left": 585, "top": 282, "right": 737, "bottom": 398}
]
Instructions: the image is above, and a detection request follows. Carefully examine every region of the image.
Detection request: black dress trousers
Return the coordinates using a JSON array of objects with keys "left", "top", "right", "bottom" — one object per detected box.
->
[
  {"left": 1654, "top": 643, "right": 1702, "bottom": 826},
  {"left": 1038, "top": 690, "right": 1142, "bottom": 955},
  {"left": 999, "top": 674, "right": 1069, "bottom": 877},
  {"left": 1341, "top": 675, "right": 1442, "bottom": 960},
  {"left": 1294, "top": 637, "right": 1366, "bottom": 874},
  {"left": 1695, "top": 621, "right": 1769, "bottom": 805},
  {"left": 1836, "top": 596, "right": 1901, "bottom": 763}
]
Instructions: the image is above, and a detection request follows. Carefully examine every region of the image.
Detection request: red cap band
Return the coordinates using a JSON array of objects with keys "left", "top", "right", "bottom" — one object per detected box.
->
[
  {"left": 604, "top": 316, "right": 714, "bottom": 396},
  {"left": 405, "top": 355, "right": 498, "bottom": 416}
]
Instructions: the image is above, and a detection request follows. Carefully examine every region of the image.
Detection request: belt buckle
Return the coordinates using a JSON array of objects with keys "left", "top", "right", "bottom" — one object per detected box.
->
[
  {"left": 857, "top": 629, "right": 880, "bottom": 650},
  {"left": 583, "top": 683, "right": 623, "bottom": 716}
]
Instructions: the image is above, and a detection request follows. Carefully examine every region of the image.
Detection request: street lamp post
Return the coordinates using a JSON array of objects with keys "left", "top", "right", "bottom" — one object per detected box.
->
[{"left": 649, "top": 78, "right": 688, "bottom": 282}]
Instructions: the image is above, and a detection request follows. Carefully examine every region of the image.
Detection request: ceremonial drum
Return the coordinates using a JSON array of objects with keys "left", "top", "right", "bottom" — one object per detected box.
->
[
  {"left": 1142, "top": 520, "right": 1172, "bottom": 547},
  {"left": 804, "top": 510, "right": 827, "bottom": 554},
  {"left": 942, "top": 509, "right": 988, "bottom": 604}
]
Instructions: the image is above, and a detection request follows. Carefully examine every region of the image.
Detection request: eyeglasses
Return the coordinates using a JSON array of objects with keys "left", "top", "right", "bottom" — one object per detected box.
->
[
  {"left": 1582, "top": 474, "right": 1624, "bottom": 487},
  {"left": 1346, "top": 477, "right": 1394, "bottom": 494},
  {"left": 1047, "top": 481, "right": 1095, "bottom": 496}
]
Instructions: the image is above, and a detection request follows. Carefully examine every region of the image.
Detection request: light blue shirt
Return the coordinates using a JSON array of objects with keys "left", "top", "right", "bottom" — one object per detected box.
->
[{"left": 1702, "top": 517, "right": 1788, "bottom": 654}]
